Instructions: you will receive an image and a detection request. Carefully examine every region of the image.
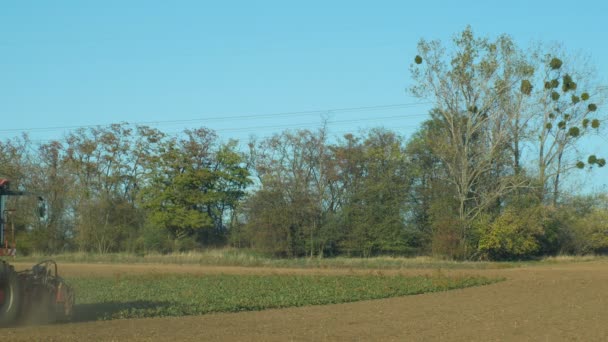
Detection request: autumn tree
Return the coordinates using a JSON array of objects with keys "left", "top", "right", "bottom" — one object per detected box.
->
[
  {"left": 244, "top": 128, "right": 333, "bottom": 257},
  {"left": 61, "top": 124, "right": 143, "bottom": 252},
  {"left": 531, "top": 52, "right": 605, "bottom": 205},
  {"left": 411, "top": 27, "right": 525, "bottom": 256},
  {"left": 26, "top": 140, "right": 74, "bottom": 252},
  {"left": 334, "top": 129, "right": 412, "bottom": 256},
  {"left": 140, "top": 128, "right": 250, "bottom": 248},
  {"left": 405, "top": 119, "right": 459, "bottom": 256}
]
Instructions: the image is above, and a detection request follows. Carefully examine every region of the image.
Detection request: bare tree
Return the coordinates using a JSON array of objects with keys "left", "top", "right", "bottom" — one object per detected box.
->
[
  {"left": 530, "top": 50, "right": 605, "bottom": 205},
  {"left": 410, "top": 28, "right": 526, "bottom": 256}
]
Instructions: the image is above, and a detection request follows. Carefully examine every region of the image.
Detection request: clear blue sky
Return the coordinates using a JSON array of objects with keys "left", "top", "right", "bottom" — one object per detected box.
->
[{"left": 1, "top": 0, "right": 607, "bottom": 191}]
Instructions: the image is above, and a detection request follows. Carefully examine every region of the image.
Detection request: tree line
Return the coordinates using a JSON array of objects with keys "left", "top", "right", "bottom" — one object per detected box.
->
[{"left": 1, "top": 28, "right": 606, "bottom": 260}]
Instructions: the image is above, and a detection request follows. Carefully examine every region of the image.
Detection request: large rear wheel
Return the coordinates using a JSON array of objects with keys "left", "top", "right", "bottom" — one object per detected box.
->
[{"left": 0, "top": 262, "right": 21, "bottom": 326}]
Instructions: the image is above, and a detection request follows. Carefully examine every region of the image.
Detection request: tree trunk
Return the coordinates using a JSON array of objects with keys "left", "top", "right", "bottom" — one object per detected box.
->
[{"left": 553, "top": 150, "right": 564, "bottom": 207}]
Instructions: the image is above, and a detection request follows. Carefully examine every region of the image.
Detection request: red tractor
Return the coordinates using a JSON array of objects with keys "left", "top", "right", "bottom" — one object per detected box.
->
[{"left": 0, "top": 178, "right": 74, "bottom": 325}]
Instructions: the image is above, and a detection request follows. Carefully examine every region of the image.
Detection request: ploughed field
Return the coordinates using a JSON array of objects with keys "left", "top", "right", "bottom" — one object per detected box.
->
[{"left": 3, "top": 260, "right": 608, "bottom": 341}]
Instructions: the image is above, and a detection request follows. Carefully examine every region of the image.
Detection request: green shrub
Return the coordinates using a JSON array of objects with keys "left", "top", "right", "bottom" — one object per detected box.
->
[
  {"left": 429, "top": 200, "right": 465, "bottom": 260},
  {"left": 571, "top": 209, "right": 608, "bottom": 254},
  {"left": 549, "top": 57, "right": 563, "bottom": 70},
  {"left": 520, "top": 79, "right": 533, "bottom": 95},
  {"left": 478, "top": 206, "right": 545, "bottom": 260},
  {"left": 140, "top": 224, "right": 173, "bottom": 253}
]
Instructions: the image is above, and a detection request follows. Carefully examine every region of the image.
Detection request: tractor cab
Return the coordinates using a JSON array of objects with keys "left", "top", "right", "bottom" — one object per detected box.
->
[
  {"left": 0, "top": 179, "right": 16, "bottom": 257},
  {"left": 0, "top": 179, "right": 46, "bottom": 257}
]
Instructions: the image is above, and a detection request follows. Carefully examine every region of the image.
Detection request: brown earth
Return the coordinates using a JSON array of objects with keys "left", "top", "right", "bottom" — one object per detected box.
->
[{"left": 3, "top": 261, "right": 608, "bottom": 341}]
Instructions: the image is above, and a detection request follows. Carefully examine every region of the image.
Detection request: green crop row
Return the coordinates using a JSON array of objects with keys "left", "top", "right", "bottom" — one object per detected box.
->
[{"left": 69, "top": 274, "right": 502, "bottom": 321}]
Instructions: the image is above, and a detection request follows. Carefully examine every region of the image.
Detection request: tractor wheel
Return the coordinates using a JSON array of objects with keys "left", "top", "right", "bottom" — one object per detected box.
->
[{"left": 0, "top": 262, "right": 21, "bottom": 326}]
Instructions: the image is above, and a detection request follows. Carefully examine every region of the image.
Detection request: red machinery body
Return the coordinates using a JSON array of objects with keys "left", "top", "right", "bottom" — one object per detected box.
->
[{"left": 0, "top": 179, "right": 74, "bottom": 325}]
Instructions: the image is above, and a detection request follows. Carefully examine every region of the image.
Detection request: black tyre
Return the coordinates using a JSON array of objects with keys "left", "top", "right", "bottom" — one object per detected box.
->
[{"left": 0, "top": 262, "right": 21, "bottom": 326}]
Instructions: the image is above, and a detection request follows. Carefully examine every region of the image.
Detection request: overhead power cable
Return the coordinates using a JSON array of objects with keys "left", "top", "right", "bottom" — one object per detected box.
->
[
  {"left": 0, "top": 102, "right": 433, "bottom": 134},
  {"left": 26, "top": 112, "right": 429, "bottom": 142},
  {"left": 209, "top": 113, "right": 428, "bottom": 133}
]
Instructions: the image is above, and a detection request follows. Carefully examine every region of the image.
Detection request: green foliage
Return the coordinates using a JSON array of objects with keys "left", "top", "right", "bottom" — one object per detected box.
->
[
  {"left": 76, "top": 196, "right": 143, "bottom": 253},
  {"left": 535, "top": 54, "right": 599, "bottom": 202},
  {"left": 70, "top": 273, "right": 500, "bottom": 320},
  {"left": 520, "top": 79, "right": 533, "bottom": 95},
  {"left": 410, "top": 28, "right": 530, "bottom": 258},
  {"left": 141, "top": 129, "right": 251, "bottom": 246},
  {"left": 517, "top": 64, "right": 535, "bottom": 77},
  {"left": 403, "top": 123, "right": 448, "bottom": 254},
  {"left": 550, "top": 79, "right": 560, "bottom": 88},
  {"left": 536, "top": 206, "right": 576, "bottom": 255},
  {"left": 3, "top": 28, "right": 607, "bottom": 262},
  {"left": 561, "top": 75, "right": 576, "bottom": 92},
  {"left": 243, "top": 128, "right": 413, "bottom": 258},
  {"left": 337, "top": 129, "right": 411, "bottom": 257},
  {"left": 549, "top": 57, "right": 563, "bottom": 69},
  {"left": 568, "top": 126, "right": 580, "bottom": 137},
  {"left": 242, "top": 128, "right": 332, "bottom": 257},
  {"left": 581, "top": 155, "right": 606, "bottom": 168},
  {"left": 429, "top": 198, "right": 464, "bottom": 260},
  {"left": 477, "top": 206, "right": 545, "bottom": 260},
  {"left": 139, "top": 224, "right": 173, "bottom": 253},
  {"left": 569, "top": 209, "right": 608, "bottom": 254},
  {"left": 242, "top": 188, "right": 307, "bottom": 257}
]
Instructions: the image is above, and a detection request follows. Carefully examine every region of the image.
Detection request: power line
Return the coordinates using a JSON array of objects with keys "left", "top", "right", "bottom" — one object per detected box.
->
[
  {"left": 209, "top": 114, "right": 428, "bottom": 133},
  {"left": 0, "top": 102, "right": 432, "bottom": 135},
  {"left": 4, "top": 83, "right": 607, "bottom": 135},
  {"left": 21, "top": 111, "right": 430, "bottom": 144},
  {"left": 157, "top": 122, "right": 423, "bottom": 145}
]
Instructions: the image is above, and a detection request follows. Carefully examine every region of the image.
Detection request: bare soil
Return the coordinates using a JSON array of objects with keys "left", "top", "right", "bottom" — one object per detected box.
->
[{"left": 4, "top": 260, "right": 608, "bottom": 341}]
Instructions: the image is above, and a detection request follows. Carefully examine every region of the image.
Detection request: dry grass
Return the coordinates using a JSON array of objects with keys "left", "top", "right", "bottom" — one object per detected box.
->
[
  {"left": 17, "top": 249, "right": 605, "bottom": 271},
  {"left": 539, "top": 254, "right": 603, "bottom": 263}
]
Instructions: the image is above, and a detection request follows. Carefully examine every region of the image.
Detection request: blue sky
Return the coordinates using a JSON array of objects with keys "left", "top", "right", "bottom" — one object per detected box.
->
[{"left": 1, "top": 0, "right": 607, "bottom": 191}]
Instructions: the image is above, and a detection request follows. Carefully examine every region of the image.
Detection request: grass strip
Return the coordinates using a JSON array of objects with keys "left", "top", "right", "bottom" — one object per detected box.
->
[
  {"left": 17, "top": 250, "right": 524, "bottom": 269},
  {"left": 69, "top": 274, "right": 502, "bottom": 321}
]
